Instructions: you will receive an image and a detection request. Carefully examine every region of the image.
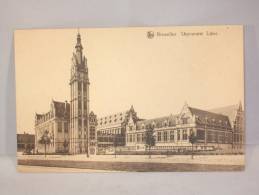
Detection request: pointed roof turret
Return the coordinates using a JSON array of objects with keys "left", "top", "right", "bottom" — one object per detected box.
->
[{"left": 75, "top": 31, "right": 83, "bottom": 51}]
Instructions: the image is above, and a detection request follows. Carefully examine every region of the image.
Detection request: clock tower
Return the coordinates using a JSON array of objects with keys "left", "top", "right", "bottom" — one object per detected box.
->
[{"left": 69, "top": 32, "right": 90, "bottom": 155}]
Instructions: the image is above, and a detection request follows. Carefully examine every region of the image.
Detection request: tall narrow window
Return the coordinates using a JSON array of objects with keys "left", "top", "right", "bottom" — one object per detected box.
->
[
  {"left": 64, "top": 122, "right": 68, "bottom": 133},
  {"left": 90, "top": 126, "right": 95, "bottom": 140},
  {"left": 163, "top": 131, "right": 168, "bottom": 142},
  {"left": 58, "top": 122, "right": 62, "bottom": 132},
  {"left": 170, "top": 131, "right": 174, "bottom": 141},
  {"left": 78, "top": 82, "right": 82, "bottom": 91},
  {"left": 157, "top": 132, "right": 162, "bottom": 141},
  {"left": 177, "top": 130, "right": 181, "bottom": 140},
  {"left": 183, "top": 130, "right": 188, "bottom": 140},
  {"left": 137, "top": 134, "right": 140, "bottom": 143},
  {"left": 196, "top": 129, "right": 205, "bottom": 140}
]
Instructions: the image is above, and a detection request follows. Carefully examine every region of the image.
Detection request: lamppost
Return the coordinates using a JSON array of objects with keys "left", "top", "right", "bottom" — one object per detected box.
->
[{"left": 85, "top": 130, "right": 89, "bottom": 158}]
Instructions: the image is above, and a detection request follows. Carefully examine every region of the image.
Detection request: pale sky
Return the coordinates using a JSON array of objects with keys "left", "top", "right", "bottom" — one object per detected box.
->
[{"left": 15, "top": 26, "right": 244, "bottom": 134}]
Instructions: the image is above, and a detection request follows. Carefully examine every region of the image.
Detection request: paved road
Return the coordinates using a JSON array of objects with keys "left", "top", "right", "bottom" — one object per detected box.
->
[
  {"left": 18, "top": 158, "right": 244, "bottom": 172},
  {"left": 17, "top": 165, "right": 120, "bottom": 172},
  {"left": 17, "top": 154, "right": 244, "bottom": 165}
]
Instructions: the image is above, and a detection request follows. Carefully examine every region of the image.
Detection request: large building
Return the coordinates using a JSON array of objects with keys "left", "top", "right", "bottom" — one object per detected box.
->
[
  {"left": 17, "top": 132, "right": 35, "bottom": 153},
  {"left": 34, "top": 32, "right": 244, "bottom": 155},
  {"left": 96, "top": 103, "right": 244, "bottom": 154},
  {"left": 35, "top": 100, "right": 70, "bottom": 153},
  {"left": 96, "top": 106, "right": 139, "bottom": 153},
  {"left": 35, "top": 33, "right": 97, "bottom": 155}
]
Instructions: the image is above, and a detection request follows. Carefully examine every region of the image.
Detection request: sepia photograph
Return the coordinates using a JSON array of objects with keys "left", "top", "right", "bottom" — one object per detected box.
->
[{"left": 15, "top": 25, "right": 244, "bottom": 172}]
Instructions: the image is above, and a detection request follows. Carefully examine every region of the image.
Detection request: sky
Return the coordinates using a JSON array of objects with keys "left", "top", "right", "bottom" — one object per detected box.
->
[{"left": 15, "top": 25, "right": 244, "bottom": 134}]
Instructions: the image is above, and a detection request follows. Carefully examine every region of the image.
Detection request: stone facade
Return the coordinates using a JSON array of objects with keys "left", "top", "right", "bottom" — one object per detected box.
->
[
  {"left": 35, "top": 100, "right": 70, "bottom": 153},
  {"left": 69, "top": 33, "right": 90, "bottom": 154},
  {"left": 95, "top": 103, "right": 244, "bottom": 153},
  {"left": 96, "top": 106, "right": 138, "bottom": 153},
  {"left": 89, "top": 111, "right": 98, "bottom": 155},
  {"left": 34, "top": 33, "right": 96, "bottom": 155},
  {"left": 124, "top": 103, "right": 234, "bottom": 152},
  {"left": 209, "top": 102, "right": 244, "bottom": 152}
]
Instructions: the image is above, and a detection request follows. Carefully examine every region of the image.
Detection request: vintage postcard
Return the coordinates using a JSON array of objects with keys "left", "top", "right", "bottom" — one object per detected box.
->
[{"left": 15, "top": 25, "right": 244, "bottom": 172}]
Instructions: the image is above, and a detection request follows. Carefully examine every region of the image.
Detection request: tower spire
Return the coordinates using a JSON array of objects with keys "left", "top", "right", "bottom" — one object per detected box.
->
[
  {"left": 75, "top": 29, "right": 83, "bottom": 65},
  {"left": 70, "top": 31, "right": 90, "bottom": 156},
  {"left": 75, "top": 30, "right": 83, "bottom": 50}
]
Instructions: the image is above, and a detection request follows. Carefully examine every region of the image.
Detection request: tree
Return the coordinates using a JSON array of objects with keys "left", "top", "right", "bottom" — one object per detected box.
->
[
  {"left": 189, "top": 131, "right": 197, "bottom": 159},
  {"left": 145, "top": 125, "right": 156, "bottom": 159},
  {"left": 39, "top": 130, "right": 51, "bottom": 157}
]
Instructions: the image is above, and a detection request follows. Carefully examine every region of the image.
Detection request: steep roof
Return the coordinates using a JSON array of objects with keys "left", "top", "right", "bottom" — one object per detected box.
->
[
  {"left": 52, "top": 100, "right": 70, "bottom": 119},
  {"left": 35, "top": 100, "right": 70, "bottom": 124},
  {"left": 97, "top": 111, "right": 128, "bottom": 128},
  {"left": 97, "top": 106, "right": 138, "bottom": 129},
  {"left": 209, "top": 104, "right": 240, "bottom": 127},
  {"left": 35, "top": 113, "right": 44, "bottom": 120},
  {"left": 209, "top": 104, "right": 239, "bottom": 121},
  {"left": 136, "top": 115, "right": 178, "bottom": 129},
  {"left": 188, "top": 106, "right": 231, "bottom": 129}
]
